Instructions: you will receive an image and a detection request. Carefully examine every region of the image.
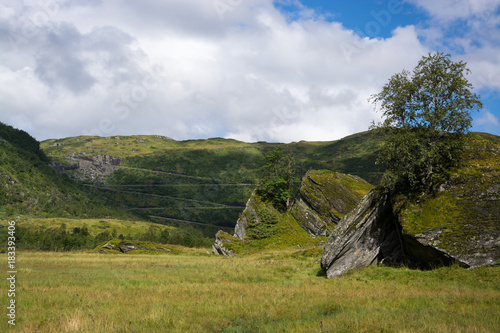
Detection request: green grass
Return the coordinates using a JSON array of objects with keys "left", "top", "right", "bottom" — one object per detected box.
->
[
  {"left": 1, "top": 251, "right": 498, "bottom": 332},
  {"left": 0, "top": 217, "right": 171, "bottom": 238}
]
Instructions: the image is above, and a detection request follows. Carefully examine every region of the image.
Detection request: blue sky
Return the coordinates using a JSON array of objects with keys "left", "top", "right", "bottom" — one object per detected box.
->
[
  {"left": 1, "top": 0, "right": 499, "bottom": 141},
  {"left": 278, "top": 0, "right": 426, "bottom": 37}
]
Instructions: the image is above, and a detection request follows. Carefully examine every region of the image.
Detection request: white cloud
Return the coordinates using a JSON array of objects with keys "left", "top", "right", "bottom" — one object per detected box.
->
[
  {"left": 408, "top": 0, "right": 500, "bottom": 105},
  {"left": 408, "top": 0, "right": 500, "bottom": 22},
  {"left": 0, "top": 0, "right": 498, "bottom": 142}
]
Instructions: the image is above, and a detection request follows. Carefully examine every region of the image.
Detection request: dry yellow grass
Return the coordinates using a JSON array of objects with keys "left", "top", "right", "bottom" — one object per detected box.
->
[{"left": 0, "top": 250, "right": 498, "bottom": 332}]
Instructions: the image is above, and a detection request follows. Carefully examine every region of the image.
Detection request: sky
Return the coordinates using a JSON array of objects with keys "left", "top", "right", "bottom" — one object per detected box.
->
[{"left": 1, "top": 0, "right": 499, "bottom": 142}]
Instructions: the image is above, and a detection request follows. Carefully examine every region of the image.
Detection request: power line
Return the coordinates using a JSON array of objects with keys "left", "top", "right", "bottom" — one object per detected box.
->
[
  {"left": 104, "top": 183, "right": 255, "bottom": 187},
  {"left": 127, "top": 206, "right": 244, "bottom": 210},
  {"left": 149, "top": 216, "right": 220, "bottom": 226},
  {"left": 84, "top": 184, "right": 239, "bottom": 207},
  {"left": 119, "top": 166, "right": 218, "bottom": 181}
]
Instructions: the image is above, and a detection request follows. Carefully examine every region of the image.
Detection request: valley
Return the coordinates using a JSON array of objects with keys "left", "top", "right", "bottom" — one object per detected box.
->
[{"left": 1, "top": 122, "right": 499, "bottom": 332}]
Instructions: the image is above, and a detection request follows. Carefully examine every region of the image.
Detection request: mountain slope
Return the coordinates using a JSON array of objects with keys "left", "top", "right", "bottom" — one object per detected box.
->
[{"left": 0, "top": 122, "right": 133, "bottom": 219}]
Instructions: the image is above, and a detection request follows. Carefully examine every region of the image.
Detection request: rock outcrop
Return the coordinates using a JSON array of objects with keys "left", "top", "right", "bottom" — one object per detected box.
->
[
  {"left": 300, "top": 171, "right": 372, "bottom": 224},
  {"left": 95, "top": 240, "right": 171, "bottom": 254},
  {"left": 67, "top": 155, "right": 123, "bottom": 184},
  {"left": 320, "top": 189, "right": 465, "bottom": 278},
  {"left": 233, "top": 190, "right": 260, "bottom": 240},
  {"left": 213, "top": 231, "right": 235, "bottom": 256},
  {"left": 289, "top": 199, "right": 329, "bottom": 237},
  {"left": 233, "top": 170, "right": 372, "bottom": 241},
  {"left": 399, "top": 138, "right": 500, "bottom": 268},
  {"left": 321, "top": 135, "right": 500, "bottom": 277},
  {"left": 320, "top": 190, "right": 405, "bottom": 278},
  {"left": 215, "top": 170, "right": 373, "bottom": 255}
]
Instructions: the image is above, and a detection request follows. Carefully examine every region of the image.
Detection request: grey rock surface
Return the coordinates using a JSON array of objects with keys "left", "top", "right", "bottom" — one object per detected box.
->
[
  {"left": 320, "top": 190, "right": 405, "bottom": 278},
  {"left": 213, "top": 231, "right": 234, "bottom": 256}
]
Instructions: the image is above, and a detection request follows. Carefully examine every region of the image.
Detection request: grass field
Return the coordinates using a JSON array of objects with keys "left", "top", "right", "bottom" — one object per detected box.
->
[
  {"left": 1, "top": 250, "right": 499, "bottom": 332},
  {"left": 7, "top": 217, "right": 172, "bottom": 238}
]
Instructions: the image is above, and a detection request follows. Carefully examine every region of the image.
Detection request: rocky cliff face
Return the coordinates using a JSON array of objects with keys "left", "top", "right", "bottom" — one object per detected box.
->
[
  {"left": 300, "top": 171, "right": 372, "bottom": 224},
  {"left": 66, "top": 155, "right": 123, "bottom": 184},
  {"left": 320, "top": 190, "right": 405, "bottom": 278},
  {"left": 233, "top": 170, "right": 372, "bottom": 240}
]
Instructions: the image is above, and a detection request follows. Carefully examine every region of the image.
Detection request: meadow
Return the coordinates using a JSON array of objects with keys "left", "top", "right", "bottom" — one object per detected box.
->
[{"left": 1, "top": 249, "right": 499, "bottom": 332}]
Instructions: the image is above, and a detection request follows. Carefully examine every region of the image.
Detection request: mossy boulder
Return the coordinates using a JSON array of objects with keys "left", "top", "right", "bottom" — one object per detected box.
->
[
  {"left": 399, "top": 135, "right": 500, "bottom": 268},
  {"left": 321, "top": 134, "right": 500, "bottom": 277},
  {"left": 234, "top": 170, "right": 373, "bottom": 241},
  {"left": 213, "top": 231, "right": 235, "bottom": 256},
  {"left": 216, "top": 170, "right": 373, "bottom": 255}
]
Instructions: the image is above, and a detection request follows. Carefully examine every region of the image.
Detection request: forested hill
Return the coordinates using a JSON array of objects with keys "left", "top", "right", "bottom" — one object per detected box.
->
[
  {"left": 40, "top": 131, "right": 386, "bottom": 232},
  {"left": 0, "top": 122, "right": 134, "bottom": 220}
]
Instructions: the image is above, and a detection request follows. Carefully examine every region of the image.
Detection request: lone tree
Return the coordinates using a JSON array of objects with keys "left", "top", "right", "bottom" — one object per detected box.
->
[{"left": 370, "top": 53, "right": 482, "bottom": 191}]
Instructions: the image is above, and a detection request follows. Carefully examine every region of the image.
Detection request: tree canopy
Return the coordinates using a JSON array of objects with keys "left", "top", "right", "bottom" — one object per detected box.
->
[
  {"left": 370, "top": 53, "right": 482, "bottom": 191},
  {"left": 370, "top": 53, "right": 482, "bottom": 133}
]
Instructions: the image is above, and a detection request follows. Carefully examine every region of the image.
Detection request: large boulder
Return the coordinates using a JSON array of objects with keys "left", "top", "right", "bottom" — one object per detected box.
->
[
  {"left": 212, "top": 231, "right": 235, "bottom": 256},
  {"left": 320, "top": 190, "right": 405, "bottom": 278},
  {"left": 321, "top": 134, "right": 500, "bottom": 277}
]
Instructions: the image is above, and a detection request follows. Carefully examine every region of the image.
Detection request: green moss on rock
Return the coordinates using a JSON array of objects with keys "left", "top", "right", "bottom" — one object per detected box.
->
[
  {"left": 300, "top": 170, "right": 373, "bottom": 222},
  {"left": 224, "top": 170, "right": 373, "bottom": 254},
  {"left": 399, "top": 135, "right": 500, "bottom": 267}
]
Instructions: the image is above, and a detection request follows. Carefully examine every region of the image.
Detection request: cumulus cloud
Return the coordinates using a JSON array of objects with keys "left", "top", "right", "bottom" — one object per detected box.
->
[
  {"left": 408, "top": 0, "right": 500, "bottom": 22},
  {"left": 0, "top": 0, "right": 498, "bottom": 142}
]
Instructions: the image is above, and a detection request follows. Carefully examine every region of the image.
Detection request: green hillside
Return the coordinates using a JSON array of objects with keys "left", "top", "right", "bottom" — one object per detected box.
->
[
  {"left": 42, "top": 131, "right": 385, "bottom": 183},
  {"left": 0, "top": 122, "right": 133, "bottom": 220},
  {"left": 41, "top": 131, "right": 386, "bottom": 232}
]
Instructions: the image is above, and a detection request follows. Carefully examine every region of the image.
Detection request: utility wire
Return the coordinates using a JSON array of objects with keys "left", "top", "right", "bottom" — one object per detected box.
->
[{"left": 84, "top": 184, "right": 240, "bottom": 208}]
